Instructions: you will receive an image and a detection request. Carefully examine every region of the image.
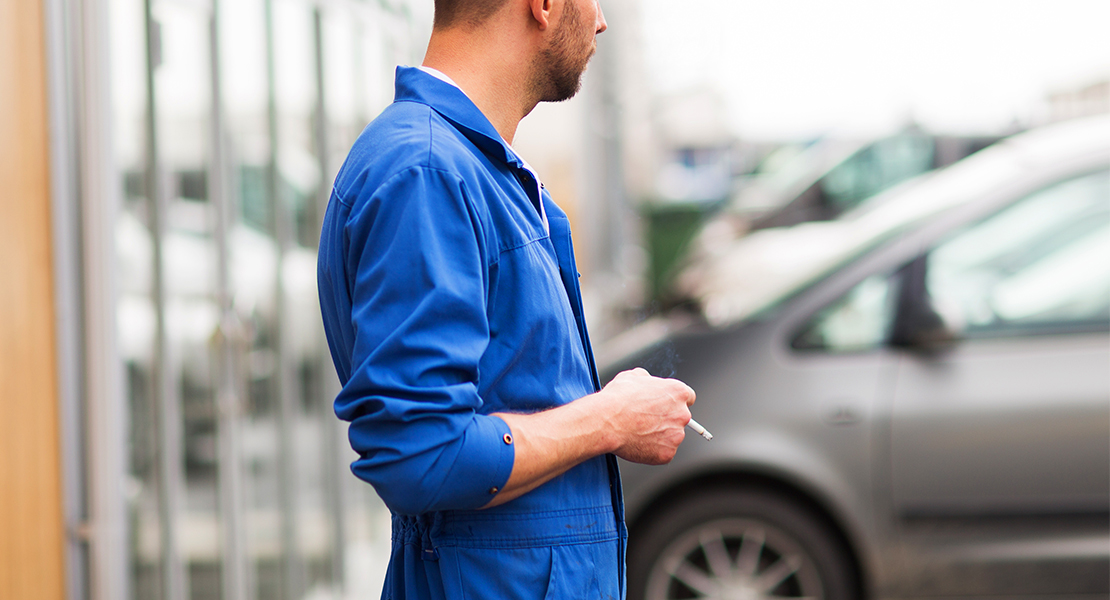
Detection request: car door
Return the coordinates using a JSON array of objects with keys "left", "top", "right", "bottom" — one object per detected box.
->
[{"left": 888, "top": 169, "right": 1110, "bottom": 595}]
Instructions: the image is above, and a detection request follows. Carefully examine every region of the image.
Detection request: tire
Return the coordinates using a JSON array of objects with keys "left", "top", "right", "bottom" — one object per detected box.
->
[{"left": 627, "top": 487, "right": 860, "bottom": 600}]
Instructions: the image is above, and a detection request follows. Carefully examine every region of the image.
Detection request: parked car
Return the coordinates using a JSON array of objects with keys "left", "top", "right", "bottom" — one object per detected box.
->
[
  {"left": 653, "top": 130, "right": 1004, "bottom": 306},
  {"left": 601, "top": 115, "right": 1110, "bottom": 600},
  {"left": 727, "top": 129, "right": 1004, "bottom": 232}
]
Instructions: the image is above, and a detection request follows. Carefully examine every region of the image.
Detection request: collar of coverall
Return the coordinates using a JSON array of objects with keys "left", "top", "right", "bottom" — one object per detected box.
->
[
  {"left": 401, "top": 65, "right": 550, "bottom": 235},
  {"left": 394, "top": 66, "right": 527, "bottom": 173}
]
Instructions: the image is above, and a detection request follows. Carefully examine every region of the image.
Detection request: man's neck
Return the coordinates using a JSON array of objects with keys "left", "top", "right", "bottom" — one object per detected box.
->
[{"left": 422, "top": 24, "right": 541, "bottom": 145}]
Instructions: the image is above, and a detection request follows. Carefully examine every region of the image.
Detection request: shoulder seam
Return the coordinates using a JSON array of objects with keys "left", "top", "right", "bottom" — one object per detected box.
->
[
  {"left": 337, "top": 165, "right": 492, "bottom": 264},
  {"left": 427, "top": 109, "right": 435, "bottom": 167},
  {"left": 333, "top": 155, "right": 461, "bottom": 208},
  {"left": 332, "top": 185, "right": 353, "bottom": 208}
]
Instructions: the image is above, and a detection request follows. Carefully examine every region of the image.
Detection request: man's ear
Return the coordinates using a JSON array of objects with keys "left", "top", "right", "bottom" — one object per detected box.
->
[{"left": 528, "top": 0, "right": 554, "bottom": 31}]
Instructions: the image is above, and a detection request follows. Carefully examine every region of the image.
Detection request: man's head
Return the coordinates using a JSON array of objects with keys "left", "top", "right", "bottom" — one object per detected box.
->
[
  {"left": 432, "top": 0, "right": 606, "bottom": 103},
  {"left": 433, "top": 0, "right": 505, "bottom": 30},
  {"left": 530, "top": 0, "right": 603, "bottom": 102},
  {"left": 423, "top": 0, "right": 606, "bottom": 138}
]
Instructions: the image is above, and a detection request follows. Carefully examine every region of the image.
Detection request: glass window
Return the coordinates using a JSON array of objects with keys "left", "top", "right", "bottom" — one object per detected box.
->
[
  {"left": 109, "top": 0, "right": 161, "bottom": 594},
  {"left": 793, "top": 273, "right": 898, "bottom": 353},
  {"left": 821, "top": 133, "right": 935, "bottom": 214},
  {"left": 220, "top": 0, "right": 272, "bottom": 235},
  {"left": 105, "top": 0, "right": 433, "bottom": 598},
  {"left": 927, "top": 169, "right": 1110, "bottom": 338}
]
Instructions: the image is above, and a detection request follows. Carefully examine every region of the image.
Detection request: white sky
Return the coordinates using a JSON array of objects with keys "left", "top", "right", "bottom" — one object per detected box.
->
[{"left": 639, "top": 0, "right": 1110, "bottom": 141}]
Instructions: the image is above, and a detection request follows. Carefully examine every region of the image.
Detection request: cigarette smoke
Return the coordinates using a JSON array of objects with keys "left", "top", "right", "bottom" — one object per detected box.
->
[{"left": 642, "top": 340, "right": 680, "bottom": 379}]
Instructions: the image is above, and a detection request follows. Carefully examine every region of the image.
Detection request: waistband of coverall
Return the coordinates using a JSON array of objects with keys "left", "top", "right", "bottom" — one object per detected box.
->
[{"left": 393, "top": 504, "right": 620, "bottom": 549}]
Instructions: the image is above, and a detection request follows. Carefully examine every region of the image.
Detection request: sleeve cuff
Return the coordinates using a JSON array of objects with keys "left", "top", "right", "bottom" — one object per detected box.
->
[{"left": 450, "top": 413, "right": 515, "bottom": 509}]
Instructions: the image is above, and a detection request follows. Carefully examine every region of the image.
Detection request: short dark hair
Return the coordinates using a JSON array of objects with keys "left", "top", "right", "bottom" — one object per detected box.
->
[{"left": 433, "top": 0, "right": 505, "bottom": 29}]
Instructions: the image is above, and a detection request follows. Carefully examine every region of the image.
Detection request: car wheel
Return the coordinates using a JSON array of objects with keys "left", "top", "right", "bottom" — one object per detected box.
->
[{"left": 628, "top": 487, "right": 860, "bottom": 600}]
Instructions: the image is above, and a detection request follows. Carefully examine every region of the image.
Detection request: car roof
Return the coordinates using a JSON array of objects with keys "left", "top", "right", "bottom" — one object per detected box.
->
[{"left": 679, "top": 115, "right": 1110, "bottom": 328}]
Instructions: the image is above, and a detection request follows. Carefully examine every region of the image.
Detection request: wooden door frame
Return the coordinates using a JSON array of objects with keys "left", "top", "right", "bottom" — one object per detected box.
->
[{"left": 0, "top": 0, "right": 66, "bottom": 598}]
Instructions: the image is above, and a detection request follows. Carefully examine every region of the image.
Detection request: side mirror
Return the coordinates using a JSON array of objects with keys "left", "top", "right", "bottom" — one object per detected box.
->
[
  {"left": 890, "top": 256, "right": 961, "bottom": 354},
  {"left": 894, "top": 302, "right": 960, "bottom": 353}
]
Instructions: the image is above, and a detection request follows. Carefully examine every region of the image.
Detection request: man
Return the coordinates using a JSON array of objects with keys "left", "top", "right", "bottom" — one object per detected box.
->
[{"left": 317, "top": 0, "right": 696, "bottom": 597}]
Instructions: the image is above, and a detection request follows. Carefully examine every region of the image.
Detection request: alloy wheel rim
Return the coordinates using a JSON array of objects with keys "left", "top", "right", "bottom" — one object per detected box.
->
[{"left": 645, "top": 518, "right": 824, "bottom": 600}]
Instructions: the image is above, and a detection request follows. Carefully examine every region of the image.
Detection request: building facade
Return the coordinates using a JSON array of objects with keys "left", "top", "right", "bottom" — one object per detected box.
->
[
  {"left": 7, "top": 1, "right": 430, "bottom": 599},
  {"left": 2, "top": 0, "right": 649, "bottom": 599}
]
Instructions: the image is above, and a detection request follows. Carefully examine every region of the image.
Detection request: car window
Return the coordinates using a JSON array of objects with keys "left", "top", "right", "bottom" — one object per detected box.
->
[
  {"left": 820, "top": 133, "right": 935, "bottom": 214},
  {"left": 792, "top": 273, "right": 898, "bottom": 353},
  {"left": 927, "top": 169, "right": 1110, "bottom": 338}
]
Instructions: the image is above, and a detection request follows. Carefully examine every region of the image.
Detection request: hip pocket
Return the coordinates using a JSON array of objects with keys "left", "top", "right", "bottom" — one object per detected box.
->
[
  {"left": 441, "top": 546, "right": 552, "bottom": 599},
  {"left": 544, "top": 543, "right": 620, "bottom": 600},
  {"left": 440, "top": 542, "right": 619, "bottom": 600}
]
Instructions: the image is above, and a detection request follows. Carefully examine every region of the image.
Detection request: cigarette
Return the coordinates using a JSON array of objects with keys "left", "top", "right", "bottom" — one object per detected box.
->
[{"left": 687, "top": 418, "right": 713, "bottom": 441}]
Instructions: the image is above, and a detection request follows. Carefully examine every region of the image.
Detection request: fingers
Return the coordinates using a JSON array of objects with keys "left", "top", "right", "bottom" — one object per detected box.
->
[
  {"left": 674, "top": 381, "right": 692, "bottom": 403},
  {"left": 623, "top": 368, "right": 694, "bottom": 401},
  {"left": 603, "top": 368, "right": 696, "bottom": 459},
  {"left": 611, "top": 368, "right": 695, "bottom": 408},
  {"left": 667, "top": 378, "right": 696, "bottom": 407},
  {"left": 616, "top": 423, "right": 687, "bottom": 465},
  {"left": 604, "top": 370, "right": 697, "bottom": 465}
]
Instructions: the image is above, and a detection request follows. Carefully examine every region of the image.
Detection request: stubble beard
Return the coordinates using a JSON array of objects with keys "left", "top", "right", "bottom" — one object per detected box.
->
[{"left": 531, "top": 0, "right": 595, "bottom": 103}]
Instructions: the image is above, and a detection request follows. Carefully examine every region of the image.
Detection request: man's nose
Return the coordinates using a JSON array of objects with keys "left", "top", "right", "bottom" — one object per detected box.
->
[{"left": 595, "top": 1, "right": 607, "bottom": 34}]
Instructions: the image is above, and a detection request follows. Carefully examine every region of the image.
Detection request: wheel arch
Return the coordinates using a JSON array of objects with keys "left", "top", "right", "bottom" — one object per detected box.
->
[{"left": 625, "top": 465, "right": 873, "bottom": 599}]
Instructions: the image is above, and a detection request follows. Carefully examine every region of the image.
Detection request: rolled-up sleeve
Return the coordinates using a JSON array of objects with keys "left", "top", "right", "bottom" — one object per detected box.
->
[{"left": 332, "top": 166, "right": 515, "bottom": 515}]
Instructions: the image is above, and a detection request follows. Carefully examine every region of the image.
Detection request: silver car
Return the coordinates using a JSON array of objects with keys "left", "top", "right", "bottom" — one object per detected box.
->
[{"left": 602, "top": 116, "right": 1110, "bottom": 600}]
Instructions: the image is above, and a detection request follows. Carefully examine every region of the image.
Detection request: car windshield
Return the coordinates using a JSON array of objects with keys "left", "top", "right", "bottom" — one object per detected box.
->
[
  {"left": 730, "top": 139, "right": 863, "bottom": 213},
  {"left": 689, "top": 141, "right": 1024, "bottom": 327}
]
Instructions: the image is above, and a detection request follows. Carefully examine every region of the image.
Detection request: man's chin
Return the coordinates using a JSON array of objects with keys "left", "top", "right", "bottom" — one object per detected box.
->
[{"left": 545, "top": 76, "right": 585, "bottom": 103}]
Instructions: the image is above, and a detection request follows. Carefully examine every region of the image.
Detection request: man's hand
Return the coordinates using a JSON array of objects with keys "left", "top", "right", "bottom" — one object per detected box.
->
[
  {"left": 486, "top": 368, "right": 696, "bottom": 507},
  {"left": 592, "top": 368, "right": 696, "bottom": 465}
]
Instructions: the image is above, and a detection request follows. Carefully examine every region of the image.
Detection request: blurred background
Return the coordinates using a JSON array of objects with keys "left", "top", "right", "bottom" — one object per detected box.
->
[{"left": 0, "top": 1, "right": 1106, "bottom": 600}]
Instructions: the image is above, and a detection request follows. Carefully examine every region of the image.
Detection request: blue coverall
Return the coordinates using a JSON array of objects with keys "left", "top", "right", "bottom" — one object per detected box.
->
[{"left": 317, "top": 67, "right": 626, "bottom": 599}]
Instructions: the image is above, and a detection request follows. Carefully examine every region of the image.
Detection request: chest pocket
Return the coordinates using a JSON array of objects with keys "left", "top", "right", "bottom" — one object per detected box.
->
[{"left": 481, "top": 239, "right": 594, "bottom": 412}]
